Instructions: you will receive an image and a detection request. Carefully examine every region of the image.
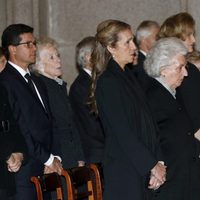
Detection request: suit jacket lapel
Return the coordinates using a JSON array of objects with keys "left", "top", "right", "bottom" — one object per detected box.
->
[
  {"left": 6, "top": 64, "right": 50, "bottom": 116},
  {"left": 80, "top": 69, "right": 91, "bottom": 86},
  {"left": 6, "top": 64, "right": 28, "bottom": 86},
  {"left": 31, "top": 73, "right": 52, "bottom": 116}
]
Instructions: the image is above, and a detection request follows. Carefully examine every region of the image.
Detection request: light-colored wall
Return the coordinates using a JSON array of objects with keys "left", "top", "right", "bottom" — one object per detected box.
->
[{"left": 0, "top": 0, "right": 196, "bottom": 86}]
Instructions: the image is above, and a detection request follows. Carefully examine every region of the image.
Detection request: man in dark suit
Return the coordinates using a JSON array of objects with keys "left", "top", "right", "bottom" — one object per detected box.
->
[
  {"left": 0, "top": 24, "right": 62, "bottom": 200},
  {"left": 135, "top": 20, "right": 160, "bottom": 67},
  {"left": 133, "top": 21, "right": 160, "bottom": 90},
  {"left": 69, "top": 36, "right": 105, "bottom": 163},
  {"left": 0, "top": 83, "right": 27, "bottom": 200}
]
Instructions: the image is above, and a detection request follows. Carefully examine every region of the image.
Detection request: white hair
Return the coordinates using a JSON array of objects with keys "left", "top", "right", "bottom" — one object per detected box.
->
[
  {"left": 76, "top": 36, "right": 95, "bottom": 69},
  {"left": 30, "top": 37, "right": 58, "bottom": 74},
  {"left": 144, "top": 37, "right": 188, "bottom": 77},
  {"left": 136, "top": 21, "right": 159, "bottom": 45}
]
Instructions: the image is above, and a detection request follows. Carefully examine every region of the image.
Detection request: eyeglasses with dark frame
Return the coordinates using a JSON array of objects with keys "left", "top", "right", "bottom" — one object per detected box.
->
[{"left": 15, "top": 41, "right": 37, "bottom": 48}]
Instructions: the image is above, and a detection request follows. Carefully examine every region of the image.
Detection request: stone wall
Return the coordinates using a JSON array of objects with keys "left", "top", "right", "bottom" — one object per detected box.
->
[{"left": 0, "top": 0, "right": 197, "bottom": 87}]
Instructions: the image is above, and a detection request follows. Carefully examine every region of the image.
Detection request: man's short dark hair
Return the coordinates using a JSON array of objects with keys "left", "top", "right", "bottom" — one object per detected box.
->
[
  {"left": 1, "top": 24, "right": 34, "bottom": 59},
  {"left": 0, "top": 46, "right": 5, "bottom": 58}
]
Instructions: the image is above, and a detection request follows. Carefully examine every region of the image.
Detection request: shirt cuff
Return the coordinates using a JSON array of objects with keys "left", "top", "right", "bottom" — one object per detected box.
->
[
  {"left": 44, "top": 154, "right": 62, "bottom": 166},
  {"left": 158, "top": 161, "right": 165, "bottom": 165},
  {"left": 44, "top": 154, "right": 54, "bottom": 166},
  {"left": 54, "top": 155, "right": 62, "bottom": 162}
]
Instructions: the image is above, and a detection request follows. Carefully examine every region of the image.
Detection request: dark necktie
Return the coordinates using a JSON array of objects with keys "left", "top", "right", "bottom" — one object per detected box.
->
[
  {"left": 24, "top": 73, "right": 38, "bottom": 97},
  {"left": 24, "top": 73, "right": 47, "bottom": 113}
]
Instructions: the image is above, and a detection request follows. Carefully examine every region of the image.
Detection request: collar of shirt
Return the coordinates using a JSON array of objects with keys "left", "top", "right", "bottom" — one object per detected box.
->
[
  {"left": 83, "top": 68, "right": 92, "bottom": 77},
  {"left": 8, "top": 61, "right": 46, "bottom": 108},
  {"left": 8, "top": 61, "right": 30, "bottom": 81},
  {"left": 54, "top": 77, "right": 64, "bottom": 85},
  {"left": 155, "top": 77, "right": 176, "bottom": 98},
  {"left": 139, "top": 50, "right": 147, "bottom": 57}
]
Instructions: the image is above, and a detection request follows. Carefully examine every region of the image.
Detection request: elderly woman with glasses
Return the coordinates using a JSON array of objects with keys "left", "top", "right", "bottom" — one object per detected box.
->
[{"left": 144, "top": 37, "right": 200, "bottom": 200}]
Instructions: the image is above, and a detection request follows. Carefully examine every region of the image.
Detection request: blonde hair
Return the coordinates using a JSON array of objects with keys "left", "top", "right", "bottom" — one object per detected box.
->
[
  {"left": 158, "top": 12, "right": 195, "bottom": 41},
  {"left": 88, "top": 20, "right": 131, "bottom": 115}
]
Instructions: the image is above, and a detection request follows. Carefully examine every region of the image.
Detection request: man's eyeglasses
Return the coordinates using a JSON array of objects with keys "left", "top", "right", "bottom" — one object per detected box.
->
[{"left": 15, "top": 41, "right": 37, "bottom": 48}]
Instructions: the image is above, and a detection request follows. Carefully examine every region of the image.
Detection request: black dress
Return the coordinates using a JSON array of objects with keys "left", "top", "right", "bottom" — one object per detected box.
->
[
  {"left": 39, "top": 75, "right": 84, "bottom": 168},
  {"left": 176, "top": 62, "right": 200, "bottom": 131},
  {"left": 96, "top": 58, "right": 159, "bottom": 200},
  {"left": 146, "top": 78, "right": 200, "bottom": 200}
]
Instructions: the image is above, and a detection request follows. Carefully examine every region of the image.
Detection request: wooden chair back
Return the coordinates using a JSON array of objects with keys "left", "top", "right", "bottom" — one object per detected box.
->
[
  {"left": 61, "top": 163, "right": 102, "bottom": 200},
  {"left": 31, "top": 172, "right": 63, "bottom": 200}
]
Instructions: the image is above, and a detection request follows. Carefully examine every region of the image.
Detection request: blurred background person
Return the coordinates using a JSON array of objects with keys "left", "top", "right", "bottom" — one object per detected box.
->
[
  {"left": 31, "top": 37, "right": 85, "bottom": 169},
  {"left": 132, "top": 20, "right": 160, "bottom": 90},
  {"left": 144, "top": 37, "right": 200, "bottom": 200},
  {"left": 88, "top": 19, "right": 166, "bottom": 200},
  {"left": 0, "top": 47, "right": 7, "bottom": 72},
  {"left": 69, "top": 36, "right": 105, "bottom": 164},
  {"left": 186, "top": 50, "right": 200, "bottom": 70},
  {"left": 158, "top": 12, "right": 200, "bottom": 132},
  {"left": 135, "top": 20, "right": 160, "bottom": 68},
  {"left": 0, "top": 83, "right": 27, "bottom": 200}
]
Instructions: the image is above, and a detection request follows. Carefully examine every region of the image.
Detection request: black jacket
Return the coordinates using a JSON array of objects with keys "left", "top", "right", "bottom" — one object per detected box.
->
[
  {"left": 129, "top": 51, "right": 152, "bottom": 91},
  {"left": 146, "top": 78, "right": 200, "bottom": 200},
  {"left": 69, "top": 69, "right": 104, "bottom": 163},
  {"left": 39, "top": 75, "right": 84, "bottom": 168},
  {"left": 0, "top": 83, "right": 27, "bottom": 195},
  {"left": 0, "top": 63, "right": 54, "bottom": 193},
  {"left": 96, "top": 59, "right": 159, "bottom": 200},
  {"left": 176, "top": 62, "right": 200, "bottom": 131}
]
